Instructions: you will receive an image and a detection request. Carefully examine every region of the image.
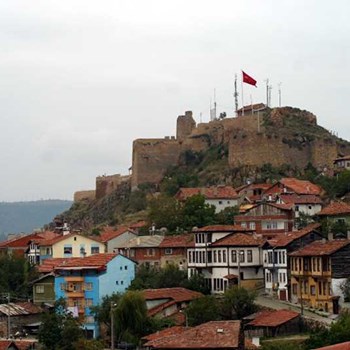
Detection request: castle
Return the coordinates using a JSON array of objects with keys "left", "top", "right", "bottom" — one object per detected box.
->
[{"left": 74, "top": 104, "right": 350, "bottom": 201}]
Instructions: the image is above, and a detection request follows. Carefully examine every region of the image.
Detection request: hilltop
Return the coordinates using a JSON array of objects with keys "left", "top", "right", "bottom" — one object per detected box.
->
[{"left": 59, "top": 105, "right": 350, "bottom": 230}]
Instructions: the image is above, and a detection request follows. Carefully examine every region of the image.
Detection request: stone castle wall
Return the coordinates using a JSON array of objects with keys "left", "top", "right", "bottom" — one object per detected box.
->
[
  {"left": 96, "top": 174, "right": 131, "bottom": 199},
  {"left": 74, "top": 190, "right": 96, "bottom": 202}
]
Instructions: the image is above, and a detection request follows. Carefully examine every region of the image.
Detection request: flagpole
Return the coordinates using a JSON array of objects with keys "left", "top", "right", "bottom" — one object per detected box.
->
[{"left": 241, "top": 71, "right": 244, "bottom": 116}]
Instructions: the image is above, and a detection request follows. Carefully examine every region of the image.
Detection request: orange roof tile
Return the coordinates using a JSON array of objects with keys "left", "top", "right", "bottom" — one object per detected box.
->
[
  {"left": 194, "top": 225, "right": 253, "bottom": 233},
  {"left": 129, "top": 220, "right": 147, "bottom": 229},
  {"left": 143, "top": 326, "right": 186, "bottom": 342},
  {"left": 145, "top": 320, "right": 242, "bottom": 349},
  {"left": 211, "top": 233, "right": 265, "bottom": 247},
  {"left": 317, "top": 201, "right": 350, "bottom": 216},
  {"left": 54, "top": 253, "right": 118, "bottom": 270},
  {"left": 289, "top": 239, "right": 350, "bottom": 257},
  {"left": 279, "top": 193, "right": 322, "bottom": 205},
  {"left": 144, "top": 287, "right": 203, "bottom": 303},
  {"left": 247, "top": 309, "right": 299, "bottom": 327},
  {"left": 38, "top": 258, "right": 71, "bottom": 273},
  {"left": 0, "top": 340, "right": 37, "bottom": 350},
  {"left": 266, "top": 223, "right": 321, "bottom": 248},
  {"left": 159, "top": 234, "right": 194, "bottom": 248},
  {"left": 315, "top": 342, "right": 350, "bottom": 350},
  {"left": 0, "top": 231, "right": 57, "bottom": 249},
  {"left": 280, "top": 178, "right": 322, "bottom": 195},
  {"left": 176, "top": 186, "right": 239, "bottom": 201},
  {"left": 99, "top": 226, "right": 134, "bottom": 243}
]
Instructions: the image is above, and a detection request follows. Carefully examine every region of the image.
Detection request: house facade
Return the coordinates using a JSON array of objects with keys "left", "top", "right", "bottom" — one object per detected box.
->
[
  {"left": 234, "top": 202, "right": 294, "bottom": 238},
  {"left": 54, "top": 253, "right": 136, "bottom": 338},
  {"left": 99, "top": 226, "right": 138, "bottom": 253},
  {"left": 262, "top": 223, "right": 322, "bottom": 301},
  {"left": 187, "top": 225, "right": 264, "bottom": 293},
  {"left": 290, "top": 239, "right": 350, "bottom": 314}
]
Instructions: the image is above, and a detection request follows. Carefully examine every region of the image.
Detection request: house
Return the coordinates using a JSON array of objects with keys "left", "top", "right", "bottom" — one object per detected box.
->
[
  {"left": 98, "top": 226, "right": 137, "bottom": 253},
  {"left": 0, "top": 340, "right": 37, "bottom": 350},
  {"left": 0, "top": 231, "right": 58, "bottom": 259},
  {"left": 318, "top": 343, "right": 350, "bottom": 350},
  {"left": 317, "top": 201, "right": 350, "bottom": 239},
  {"left": 236, "top": 103, "right": 266, "bottom": 117},
  {"left": 143, "top": 287, "right": 202, "bottom": 324},
  {"left": 262, "top": 223, "right": 323, "bottom": 301},
  {"left": 187, "top": 225, "right": 264, "bottom": 293},
  {"left": 119, "top": 235, "right": 164, "bottom": 268},
  {"left": 235, "top": 183, "right": 271, "bottom": 204},
  {"left": 175, "top": 186, "right": 240, "bottom": 213},
  {"left": 53, "top": 253, "right": 136, "bottom": 338},
  {"left": 32, "top": 273, "right": 56, "bottom": 306},
  {"left": 144, "top": 320, "right": 243, "bottom": 349},
  {"left": 234, "top": 202, "right": 294, "bottom": 238},
  {"left": 158, "top": 234, "right": 194, "bottom": 269},
  {"left": 37, "top": 233, "right": 106, "bottom": 262},
  {"left": 290, "top": 239, "right": 350, "bottom": 314},
  {"left": 334, "top": 155, "right": 350, "bottom": 174},
  {"left": 244, "top": 309, "right": 300, "bottom": 339},
  {"left": 0, "top": 302, "right": 43, "bottom": 339}
]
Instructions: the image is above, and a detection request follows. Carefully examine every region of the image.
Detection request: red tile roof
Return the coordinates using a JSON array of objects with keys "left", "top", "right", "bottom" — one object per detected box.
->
[
  {"left": 145, "top": 320, "right": 242, "bottom": 349},
  {"left": 280, "top": 178, "right": 322, "bottom": 195},
  {"left": 0, "top": 231, "right": 57, "bottom": 249},
  {"left": 289, "top": 239, "right": 350, "bottom": 257},
  {"left": 99, "top": 226, "right": 134, "bottom": 243},
  {"left": 211, "top": 233, "right": 265, "bottom": 247},
  {"left": 144, "top": 287, "right": 203, "bottom": 303},
  {"left": 315, "top": 342, "right": 350, "bottom": 350},
  {"left": 129, "top": 220, "right": 147, "bottom": 229},
  {"left": 38, "top": 258, "right": 69, "bottom": 273},
  {"left": 39, "top": 233, "right": 102, "bottom": 246},
  {"left": 54, "top": 253, "right": 118, "bottom": 270},
  {"left": 279, "top": 193, "right": 322, "bottom": 205},
  {"left": 193, "top": 225, "right": 253, "bottom": 233},
  {"left": 247, "top": 309, "right": 299, "bottom": 327},
  {"left": 143, "top": 326, "right": 186, "bottom": 342},
  {"left": 176, "top": 186, "right": 239, "bottom": 201},
  {"left": 266, "top": 223, "right": 321, "bottom": 248},
  {"left": 317, "top": 201, "right": 350, "bottom": 216},
  {"left": 159, "top": 234, "right": 194, "bottom": 248}
]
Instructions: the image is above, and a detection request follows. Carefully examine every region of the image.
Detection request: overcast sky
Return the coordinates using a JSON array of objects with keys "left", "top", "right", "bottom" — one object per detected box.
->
[{"left": 1, "top": 0, "right": 349, "bottom": 202}]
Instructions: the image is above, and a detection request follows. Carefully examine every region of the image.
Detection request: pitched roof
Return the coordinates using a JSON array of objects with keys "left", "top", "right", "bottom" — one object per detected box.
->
[
  {"left": 39, "top": 233, "right": 102, "bottom": 246},
  {"left": 176, "top": 186, "right": 239, "bottom": 201},
  {"left": 266, "top": 223, "right": 321, "bottom": 248},
  {"left": 159, "top": 234, "right": 194, "bottom": 248},
  {"left": 54, "top": 253, "right": 118, "bottom": 270},
  {"left": 0, "top": 341, "right": 18, "bottom": 350},
  {"left": 280, "top": 178, "right": 321, "bottom": 195},
  {"left": 315, "top": 342, "right": 350, "bottom": 350},
  {"left": 129, "top": 220, "right": 147, "bottom": 229},
  {"left": 0, "top": 231, "right": 57, "bottom": 249},
  {"left": 143, "top": 326, "right": 186, "bottom": 342},
  {"left": 279, "top": 193, "right": 322, "bottom": 205},
  {"left": 144, "top": 287, "right": 203, "bottom": 303},
  {"left": 0, "top": 302, "right": 42, "bottom": 316},
  {"left": 38, "top": 258, "right": 70, "bottom": 273},
  {"left": 334, "top": 155, "right": 350, "bottom": 162},
  {"left": 289, "top": 239, "right": 350, "bottom": 257},
  {"left": 11, "top": 340, "right": 37, "bottom": 350},
  {"left": 99, "top": 226, "right": 135, "bottom": 243},
  {"left": 211, "top": 233, "right": 265, "bottom": 247},
  {"left": 317, "top": 201, "right": 350, "bottom": 216},
  {"left": 145, "top": 320, "right": 242, "bottom": 349},
  {"left": 193, "top": 225, "right": 253, "bottom": 233},
  {"left": 121, "top": 235, "right": 164, "bottom": 248},
  {"left": 247, "top": 309, "right": 299, "bottom": 327}
]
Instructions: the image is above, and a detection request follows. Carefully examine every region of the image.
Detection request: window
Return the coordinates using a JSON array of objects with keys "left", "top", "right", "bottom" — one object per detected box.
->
[
  {"left": 147, "top": 248, "right": 155, "bottom": 256},
  {"left": 239, "top": 250, "right": 245, "bottom": 262},
  {"left": 36, "top": 285, "right": 44, "bottom": 294},
  {"left": 165, "top": 248, "right": 173, "bottom": 255},
  {"left": 247, "top": 250, "right": 252, "bottom": 263},
  {"left": 249, "top": 222, "right": 256, "bottom": 230},
  {"left": 223, "top": 250, "right": 226, "bottom": 263},
  {"left": 124, "top": 266, "right": 128, "bottom": 270},
  {"left": 310, "top": 285, "right": 316, "bottom": 295},
  {"left": 231, "top": 250, "right": 237, "bottom": 263},
  {"left": 85, "top": 298, "right": 93, "bottom": 307},
  {"left": 121, "top": 281, "right": 124, "bottom": 285},
  {"left": 64, "top": 246, "right": 72, "bottom": 255},
  {"left": 91, "top": 246, "right": 100, "bottom": 254},
  {"left": 213, "top": 250, "right": 217, "bottom": 263},
  {"left": 295, "top": 205, "right": 299, "bottom": 212},
  {"left": 116, "top": 281, "right": 119, "bottom": 285},
  {"left": 130, "top": 249, "right": 135, "bottom": 257},
  {"left": 84, "top": 282, "right": 93, "bottom": 291},
  {"left": 46, "top": 248, "right": 51, "bottom": 255},
  {"left": 241, "top": 222, "right": 247, "bottom": 228},
  {"left": 218, "top": 250, "right": 222, "bottom": 263},
  {"left": 218, "top": 200, "right": 223, "bottom": 204}
]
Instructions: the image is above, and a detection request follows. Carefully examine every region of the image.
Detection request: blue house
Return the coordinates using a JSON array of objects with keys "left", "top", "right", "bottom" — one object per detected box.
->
[{"left": 54, "top": 253, "right": 136, "bottom": 338}]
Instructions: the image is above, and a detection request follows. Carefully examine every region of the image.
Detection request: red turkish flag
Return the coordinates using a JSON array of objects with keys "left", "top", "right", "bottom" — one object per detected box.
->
[{"left": 242, "top": 71, "right": 257, "bottom": 87}]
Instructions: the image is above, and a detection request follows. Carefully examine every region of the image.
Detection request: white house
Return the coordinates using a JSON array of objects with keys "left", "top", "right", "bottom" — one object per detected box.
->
[{"left": 187, "top": 225, "right": 264, "bottom": 294}]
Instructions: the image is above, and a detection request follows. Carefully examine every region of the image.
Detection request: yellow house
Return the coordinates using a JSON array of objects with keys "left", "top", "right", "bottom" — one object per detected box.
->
[
  {"left": 39, "top": 233, "right": 105, "bottom": 262},
  {"left": 290, "top": 239, "right": 350, "bottom": 314}
]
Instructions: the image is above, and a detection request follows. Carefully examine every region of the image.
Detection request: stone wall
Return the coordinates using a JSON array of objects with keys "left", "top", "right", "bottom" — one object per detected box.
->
[
  {"left": 74, "top": 190, "right": 96, "bottom": 202},
  {"left": 177, "top": 111, "right": 196, "bottom": 142},
  {"left": 96, "top": 174, "right": 131, "bottom": 199}
]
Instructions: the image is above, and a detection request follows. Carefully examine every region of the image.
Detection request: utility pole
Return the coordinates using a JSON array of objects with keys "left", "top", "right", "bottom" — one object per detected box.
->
[
  {"left": 1, "top": 293, "right": 10, "bottom": 338},
  {"left": 110, "top": 301, "right": 117, "bottom": 350},
  {"left": 268, "top": 85, "right": 272, "bottom": 108},
  {"left": 265, "top": 79, "right": 269, "bottom": 107},
  {"left": 278, "top": 82, "right": 282, "bottom": 107}
]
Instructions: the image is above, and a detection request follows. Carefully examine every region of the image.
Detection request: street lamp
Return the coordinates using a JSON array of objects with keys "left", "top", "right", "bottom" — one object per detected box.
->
[
  {"left": 110, "top": 302, "right": 117, "bottom": 350},
  {"left": 237, "top": 250, "right": 244, "bottom": 287}
]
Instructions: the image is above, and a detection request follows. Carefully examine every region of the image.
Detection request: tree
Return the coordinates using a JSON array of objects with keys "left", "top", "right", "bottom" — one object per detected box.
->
[
  {"left": 73, "top": 339, "right": 105, "bottom": 350},
  {"left": 294, "top": 212, "right": 314, "bottom": 229},
  {"left": 185, "top": 295, "right": 221, "bottom": 326},
  {"left": 183, "top": 273, "right": 211, "bottom": 295},
  {"left": 331, "top": 220, "right": 349, "bottom": 238},
  {"left": 215, "top": 206, "right": 239, "bottom": 225},
  {"left": 38, "top": 299, "right": 84, "bottom": 350},
  {"left": 154, "top": 264, "right": 188, "bottom": 288},
  {"left": 221, "top": 286, "right": 257, "bottom": 320}
]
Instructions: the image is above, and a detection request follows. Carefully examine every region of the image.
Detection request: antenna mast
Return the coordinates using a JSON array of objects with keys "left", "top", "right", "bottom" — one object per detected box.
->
[
  {"left": 234, "top": 74, "right": 239, "bottom": 116},
  {"left": 265, "top": 79, "right": 269, "bottom": 107},
  {"left": 268, "top": 85, "right": 272, "bottom": 108},
  {"left": 278, "top": 82, "right": 282, "bottom": 107}
]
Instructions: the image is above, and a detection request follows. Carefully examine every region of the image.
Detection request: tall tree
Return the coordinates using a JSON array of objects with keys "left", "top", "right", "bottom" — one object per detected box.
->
[{"left": 185, "top": 295, "right": 221, "bottom": 326}]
